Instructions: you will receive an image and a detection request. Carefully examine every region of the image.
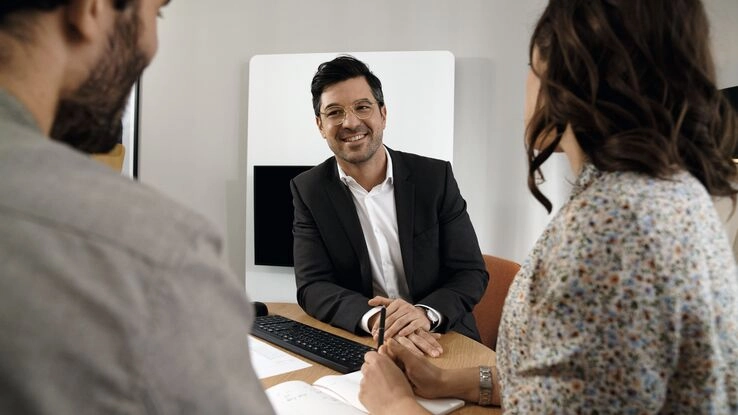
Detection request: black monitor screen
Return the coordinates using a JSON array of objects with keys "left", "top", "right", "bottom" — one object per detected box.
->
[
  {"left": 725, "top": 86, "right": 738, "bottom": 109},
  {"left": 253, "top": 165, "right": 313, "bottom": 267},
  {"left": 723, "top": 86, "right": 738, "bottom": 158}
]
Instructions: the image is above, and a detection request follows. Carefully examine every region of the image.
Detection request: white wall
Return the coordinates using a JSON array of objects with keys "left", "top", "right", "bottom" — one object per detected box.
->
[
  {"left": 706, "top": 1, "right": 738, "bottom": 88},
  {"left": 139, "top": 0, "right": 738, "bottom": 301}
]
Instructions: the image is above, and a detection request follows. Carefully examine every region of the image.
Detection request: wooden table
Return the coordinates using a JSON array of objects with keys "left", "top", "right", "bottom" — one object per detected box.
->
[{"left": 260, "top": 303, "right": 501, "bottom": 414}]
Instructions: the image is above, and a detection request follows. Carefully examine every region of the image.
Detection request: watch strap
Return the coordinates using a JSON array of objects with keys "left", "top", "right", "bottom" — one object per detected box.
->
[{"left": 479, "top": 366, "right": 493, "bottom": 406}]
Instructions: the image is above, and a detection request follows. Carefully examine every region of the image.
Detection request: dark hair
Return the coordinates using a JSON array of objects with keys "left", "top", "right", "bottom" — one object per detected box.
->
[
  {"left": 310, "top": 55, "right": 385, "bottom": 116},
  {"left": 0, "top": 0, "right": 68, "bottom": 20},
  {"left": 1, "top": 0, "right": 132, "bottom": 25},
  {"left": 526, "top": 0, "right": 738, "bottom": 212}
]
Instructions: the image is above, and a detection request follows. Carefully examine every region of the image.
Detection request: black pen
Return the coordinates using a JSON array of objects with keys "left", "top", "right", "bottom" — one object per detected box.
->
[{"left": 377, "top": 306, "right": 386, "bottom": 348}]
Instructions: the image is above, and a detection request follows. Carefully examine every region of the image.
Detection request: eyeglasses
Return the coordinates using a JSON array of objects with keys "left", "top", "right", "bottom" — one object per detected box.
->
[{"left": 319, "top": 101, "right": 376, "bottom": 126}]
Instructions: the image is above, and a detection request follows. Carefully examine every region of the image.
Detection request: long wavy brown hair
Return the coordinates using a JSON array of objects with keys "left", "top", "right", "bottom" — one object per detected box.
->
[{"left": 526, "top": 0, "right": 738, "bottom": 212}]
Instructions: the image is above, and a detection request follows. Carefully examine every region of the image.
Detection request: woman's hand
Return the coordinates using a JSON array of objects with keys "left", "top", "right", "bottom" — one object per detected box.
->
[
  {"left": 384, "top": 338, "right": 448, "bottom": 399},
  {"left": 359, "top": 347, "right": 429, "bottom": 415},
  {"left": 386, "top": 339, "right": 487, "bottom": 403}
]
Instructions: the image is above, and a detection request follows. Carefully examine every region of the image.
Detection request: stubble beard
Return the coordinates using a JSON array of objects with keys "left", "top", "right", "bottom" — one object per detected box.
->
[
  {"left": 333, "top": 130, "right": 384, "bottom": 166},
  {"left": 50, "top": 10, "right": 148, "bottom": 154}
]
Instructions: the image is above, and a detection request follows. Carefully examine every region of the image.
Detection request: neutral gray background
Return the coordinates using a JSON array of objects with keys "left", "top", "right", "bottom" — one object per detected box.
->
[{"left": 138, "top": 0, "right": 738, "bottom": 298}]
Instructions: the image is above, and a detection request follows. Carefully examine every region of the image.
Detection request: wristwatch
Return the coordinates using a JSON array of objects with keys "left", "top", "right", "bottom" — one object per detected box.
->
[
  {"left": 479, "top": 366, "right": 493, "bottom": 406},
  {"left": 423, "top": 307, "right": 440, "bottom": 330}
]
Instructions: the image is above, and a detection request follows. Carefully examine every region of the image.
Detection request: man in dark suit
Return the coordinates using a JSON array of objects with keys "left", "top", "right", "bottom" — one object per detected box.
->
[{"left": 291, "top": 56, "right": 488, "bottom": 356}]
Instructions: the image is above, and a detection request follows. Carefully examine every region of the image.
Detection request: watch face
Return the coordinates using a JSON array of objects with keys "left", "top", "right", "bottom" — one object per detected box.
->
[{"left": 426, "top": 309, "right": 438, "bottom": 323}]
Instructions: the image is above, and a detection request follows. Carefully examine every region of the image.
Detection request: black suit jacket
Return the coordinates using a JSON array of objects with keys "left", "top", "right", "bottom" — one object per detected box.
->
[{"left": 290, "top": 147, "right": 488, "bottom": 339}]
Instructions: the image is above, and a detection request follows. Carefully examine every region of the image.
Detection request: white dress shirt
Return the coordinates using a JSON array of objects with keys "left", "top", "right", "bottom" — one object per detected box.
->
[{"left": 337, "top": 147, "right": 442, "bottom": 333}]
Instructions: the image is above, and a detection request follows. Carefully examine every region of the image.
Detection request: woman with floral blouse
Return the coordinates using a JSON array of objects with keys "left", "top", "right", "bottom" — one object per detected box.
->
[{"left": 358, "top": 0, "right": 738, "bottom": 413}]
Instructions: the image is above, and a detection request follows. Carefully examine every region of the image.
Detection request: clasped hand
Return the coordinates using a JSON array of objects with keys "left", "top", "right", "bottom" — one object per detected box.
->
[
  {"left": 359, "top": 339, "right": 447, "bottom": 415},
  {"left": 368, "top": 296, "right": 443, "bottom": 357}
]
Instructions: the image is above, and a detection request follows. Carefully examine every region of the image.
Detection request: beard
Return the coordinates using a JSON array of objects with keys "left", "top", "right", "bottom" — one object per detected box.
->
[
  {"left": 50, "top": 10, "right": 148, "bottom": 154},
  {"left": 329, "top": 128, "right": 384, "bottom": 166}
]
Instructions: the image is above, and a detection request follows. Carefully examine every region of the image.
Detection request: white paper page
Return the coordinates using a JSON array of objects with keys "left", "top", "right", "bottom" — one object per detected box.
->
[
  {"left": 313, "top": 371, "right": 465, "bottom": 415},
  {"left": 313, "top": 371, "right": 366, "bottom": 411},
  {"left": 266, "top": 381, "right": 366, "bottom": 415},
  {"left": 248, "top": 335, "right": 311, "bottom": 379}
]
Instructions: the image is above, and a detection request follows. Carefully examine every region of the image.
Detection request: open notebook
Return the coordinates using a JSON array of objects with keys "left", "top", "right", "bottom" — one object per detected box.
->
[{"left": 265, "top": 370, "right": 464, "bottom": 415}]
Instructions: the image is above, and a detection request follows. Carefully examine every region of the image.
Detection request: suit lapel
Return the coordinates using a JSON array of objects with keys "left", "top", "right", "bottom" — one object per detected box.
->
[
  {"left": 390, "top": 149, "right": 415, "bottom": 289},
  {"left": 323, "top": 162, "right": 374, "bottom": 295}
]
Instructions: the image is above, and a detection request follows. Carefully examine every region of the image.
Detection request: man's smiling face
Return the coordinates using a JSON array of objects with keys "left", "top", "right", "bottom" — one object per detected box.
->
[{"left": 316, "top": 76, "right": 387, "bottom": 166}]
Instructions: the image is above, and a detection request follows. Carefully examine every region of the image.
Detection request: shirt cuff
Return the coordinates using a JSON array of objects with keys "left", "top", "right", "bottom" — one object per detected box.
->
[
  {"left": 415, "top": 304, "right": 444, "bottom": 332},
  {"left": 360, "top": 306, "right": 384, "bottom": 334}
]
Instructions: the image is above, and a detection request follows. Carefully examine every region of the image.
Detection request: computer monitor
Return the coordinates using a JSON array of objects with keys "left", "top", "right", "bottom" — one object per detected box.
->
[
  {"left": 724, "top": 86, "right": 738, "bottom": 109},
  {"left": 722, "top": 86, "right": 738, "bottom": 158},
  {"left": 253, "top": 165, "right": 313, "bottom": 267}
]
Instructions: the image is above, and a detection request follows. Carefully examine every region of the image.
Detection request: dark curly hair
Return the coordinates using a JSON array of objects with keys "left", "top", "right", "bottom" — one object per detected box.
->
[{"left": 526, "top": 0, "right": 738, "bottom": 212}]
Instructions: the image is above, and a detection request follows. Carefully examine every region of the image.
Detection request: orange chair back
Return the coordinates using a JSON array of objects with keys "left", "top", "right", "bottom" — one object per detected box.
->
[{"left": 473, "top": 254, "right": 520, "bottom": 350}]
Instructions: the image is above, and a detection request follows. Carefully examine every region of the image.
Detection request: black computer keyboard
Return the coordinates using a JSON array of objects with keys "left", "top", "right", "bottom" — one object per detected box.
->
[{"left": 251, "top": 314, "right": 374, "bottom": 373}]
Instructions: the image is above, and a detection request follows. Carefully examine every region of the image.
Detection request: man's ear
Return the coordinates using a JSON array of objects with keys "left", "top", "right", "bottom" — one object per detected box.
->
[
  {"left": 64, "top": 0, "right": 108, "bottom": 42},
  {"left": 316, "top": 116, "right": 326, "bottom": 139}
]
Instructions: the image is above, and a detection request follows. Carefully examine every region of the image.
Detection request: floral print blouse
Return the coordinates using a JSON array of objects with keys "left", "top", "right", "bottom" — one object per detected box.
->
[{"left": 497, "top": 163, "right": 738, "bottom": 413}]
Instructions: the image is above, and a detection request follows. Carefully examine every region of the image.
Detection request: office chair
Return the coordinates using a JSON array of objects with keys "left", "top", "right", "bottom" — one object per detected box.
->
[{"left": 472, "top": 254, "right": 520, "bottom": 351}]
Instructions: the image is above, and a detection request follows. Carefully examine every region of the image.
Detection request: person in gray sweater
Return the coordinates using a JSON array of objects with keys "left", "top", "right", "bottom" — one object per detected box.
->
[{"left": 0, "top": 1, "right": 273, "bottom": 413}]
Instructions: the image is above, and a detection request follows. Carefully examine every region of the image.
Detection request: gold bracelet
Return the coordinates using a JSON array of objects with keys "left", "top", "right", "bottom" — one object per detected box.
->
[{"left": 479, "top": 366, "right": 493, "bottom": 406}]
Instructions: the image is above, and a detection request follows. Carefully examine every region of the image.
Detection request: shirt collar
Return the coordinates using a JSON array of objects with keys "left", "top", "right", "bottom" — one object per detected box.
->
[
  {"left": 570, "top": 162, "right": 602, "bottom": 198},
  {"left": 337, "top": 146, "right": 394, "bottom": 187}
]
